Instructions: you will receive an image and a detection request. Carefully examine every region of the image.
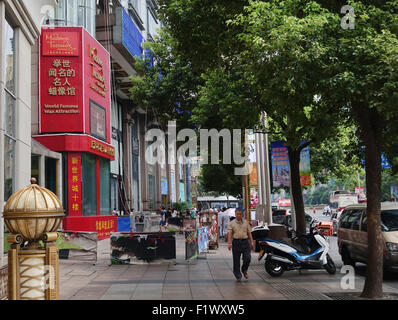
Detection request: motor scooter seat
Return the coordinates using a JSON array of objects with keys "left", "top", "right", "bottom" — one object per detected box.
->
[{"left": 289, "top": 243, "right": 310, "bottom": 254}]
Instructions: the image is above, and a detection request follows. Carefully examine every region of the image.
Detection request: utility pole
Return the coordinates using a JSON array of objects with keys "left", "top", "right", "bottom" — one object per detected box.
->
[{"left": 255, "top": 114, "right": 273, "bottom": 225}]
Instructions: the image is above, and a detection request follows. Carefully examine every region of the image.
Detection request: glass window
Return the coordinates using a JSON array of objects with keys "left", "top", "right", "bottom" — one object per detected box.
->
[
  {"left": 100, "top": 158, "right": 110, "bottom": 216},
  {"left": 82, "top": 153, "right": 97, "bottom": 216},
  {"left": 361, "top": 211, "right": 367, "bottom": 232},
  {"left": 131, "top": 0, "right": 141, "bottom": 13},
  {"left": 110, "top": 176, "right": 118, "bottom": 211},
  {"left": 347, "top": 209, "right": 363, "bottom": 230},
  {"left": 339, "top": 210, "right": 352, "bottom": 229},
  {"left": 147, "top": 7, "right": 158, "bottom": 38},
  {"left": 46, "top": 0, "right": 96, "bottom": 36},
  {"left": 5, "top": 91, "right": 16, "bottom": 137},
  {"left": 4, "top": 137, "right": 15, "bottom": 200},
  {"left": 381, "top": 210, "right": 398, "bottom": 232},
  {"left": 148, "top": 174, "right": 155, "bottom": 210},
  {"left": 31, "top": 155, "right": 40, "bottom": 185},
  {"left": 78, "top": 0, "right": 96, "bottom": 37},
  {"left": 90, "top": 100, "right": 107, "bottom": 141},
  {"left": 45, "top": 157, "right": 57, "bottom": 195},
  {"left": 361, "top": 209, "right": 398, "bottom": 232},
  {"left": 4, "top": 18, "right": 16, "bottom": 201},
  {"left": 4, "top": 18, "right": 15, "bottom": 93}
]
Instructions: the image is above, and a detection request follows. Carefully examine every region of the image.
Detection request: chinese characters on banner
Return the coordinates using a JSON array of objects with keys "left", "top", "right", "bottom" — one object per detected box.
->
[
  {"left": 95, "top": 218, "right": 115, "bottom": 240},
  {"left": 68, "top": 153, "right": 82, "bottom": 216},
  {"left": 88, "top": 45, "right": 108, "bottom": 98},
  {"left": 47, "top": 58, "right": 77, "bottom": 102}
]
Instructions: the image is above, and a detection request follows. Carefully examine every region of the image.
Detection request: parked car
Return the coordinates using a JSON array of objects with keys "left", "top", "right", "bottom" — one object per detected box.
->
[
  {"left": 272, "top": 209, "right": 291, "bottom": 224},
  {"left": 337, "top": 202, "right": 398, "bottom": 272}
]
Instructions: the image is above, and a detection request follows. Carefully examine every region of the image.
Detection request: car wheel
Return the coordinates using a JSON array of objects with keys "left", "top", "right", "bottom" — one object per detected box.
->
[
  {"left": 265, "top": 257, "right": 285, "bottom": 277},
  {"left": 341, "top": 247, "right": 355, "bottom": 267}
]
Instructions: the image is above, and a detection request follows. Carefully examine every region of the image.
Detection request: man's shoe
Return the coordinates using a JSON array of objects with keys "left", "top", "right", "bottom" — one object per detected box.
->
[
  {"left": 243, "top": 272, "right": 248, "bottom": 279},
  {"left": 236, "top": 277, "right": 241, "bottom": 282}
]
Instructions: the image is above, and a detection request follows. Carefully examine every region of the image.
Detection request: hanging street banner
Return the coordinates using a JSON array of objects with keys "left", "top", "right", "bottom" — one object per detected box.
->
[
  {"left": 271, "top": 141, "right": 312, "bottom": 187},
  {"left": 271, "top": 141, "right": 290, "bottom": 188},
  {"left": 299, "top": 145, "right": 312, "bottom": 186},
  {"left": 161, "top": 177, "right": 168, "bottom": 195}
]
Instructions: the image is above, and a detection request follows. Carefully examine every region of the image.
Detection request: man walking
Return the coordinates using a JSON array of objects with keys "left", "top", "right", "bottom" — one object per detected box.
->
[{"left": 227, "top": 208, "right": 254, "bottom": 282}]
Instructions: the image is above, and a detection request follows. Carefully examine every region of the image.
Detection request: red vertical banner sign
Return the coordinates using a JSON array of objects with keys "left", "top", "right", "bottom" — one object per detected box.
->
[{"left": 68, "top": 153, "right": 82, "bottom": 217}]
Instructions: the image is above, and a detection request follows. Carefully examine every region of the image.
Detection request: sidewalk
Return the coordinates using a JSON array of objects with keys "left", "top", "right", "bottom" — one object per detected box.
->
[{"left": 59, "top": 234, "right": 398, "bottom": 300}]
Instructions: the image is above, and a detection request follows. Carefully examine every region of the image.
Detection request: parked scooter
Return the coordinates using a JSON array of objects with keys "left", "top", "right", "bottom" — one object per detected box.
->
[{"left": 252, "top": 221, "right": 336, "bottom": 277}]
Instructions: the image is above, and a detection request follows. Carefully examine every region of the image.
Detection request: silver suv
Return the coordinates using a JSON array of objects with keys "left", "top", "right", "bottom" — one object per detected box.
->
[{"left": 337, "top": 202, "right": 398, "bottom": 271}]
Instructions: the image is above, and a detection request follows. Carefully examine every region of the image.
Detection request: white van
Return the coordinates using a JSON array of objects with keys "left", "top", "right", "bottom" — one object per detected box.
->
[{"left": 330, "top": 194, "right": 358, "bottom": 215}]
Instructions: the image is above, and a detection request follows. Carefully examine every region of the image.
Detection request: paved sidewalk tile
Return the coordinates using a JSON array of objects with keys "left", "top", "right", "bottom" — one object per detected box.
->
[{"left": 58, "top": 235, "right": 398, "bottom": 300}]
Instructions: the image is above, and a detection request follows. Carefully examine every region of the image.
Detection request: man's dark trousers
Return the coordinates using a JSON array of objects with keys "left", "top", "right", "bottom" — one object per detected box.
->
[{"left": 232, "top": 239, "right": 251, "bottom": 279}]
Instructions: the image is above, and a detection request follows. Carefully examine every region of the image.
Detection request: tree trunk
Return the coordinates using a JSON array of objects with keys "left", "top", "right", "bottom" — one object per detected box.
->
[
  {"left": 288, "top": 147, "right": 306, "bottom": 236},
  {"left": 354, "top": 104, "right": 384, "bottom": 299}
]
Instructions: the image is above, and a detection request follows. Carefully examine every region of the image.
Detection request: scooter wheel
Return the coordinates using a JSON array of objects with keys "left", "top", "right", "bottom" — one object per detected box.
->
[
  {"left": 265, "top": 258, "right": 285, "bottom": 277},
  {"left": 324, "top": 254, "right": 336, "bottom": 275}
]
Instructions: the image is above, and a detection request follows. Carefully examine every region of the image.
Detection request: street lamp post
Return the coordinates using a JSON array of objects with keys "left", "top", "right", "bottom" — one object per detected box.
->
[{"left": 3, "top": 178, "right": 64, "bottom": 300}]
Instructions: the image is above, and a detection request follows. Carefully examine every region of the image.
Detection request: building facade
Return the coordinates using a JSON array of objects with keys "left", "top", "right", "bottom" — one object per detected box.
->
[
  {"left": 1, "top": 0, "right": 195, "bottom": 263},
  {"left": 0, "top": 0, "right": 60, "bottom": 267}
]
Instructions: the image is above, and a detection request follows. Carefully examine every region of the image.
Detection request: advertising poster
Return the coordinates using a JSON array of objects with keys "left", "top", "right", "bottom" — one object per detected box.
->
[
  {"left": 271, "top": 141, "right": 312, "bottom": 187},
  {"left": 271, "top": 141, "right": 290, "bottom": 187},
  {"left": 250, "top": 187, "right": 259, "bottom": 209},
  {"left": 198, "top": 227, "right": 209, "bottom": 253},
  {"left": 185, "top": 230, "right": 198, "bottom": 260},
  {"left": 57, "top": 231, "right": 98, "bottom": 262},
  {"left": 161, "top": 177, "right": 168, "bottom": 195},
  {"left": 110, "top": 232, "right": 176, "bottom": 264},
  {"left": 249, "top": 163, "right": 258, "bottom": 186}
]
